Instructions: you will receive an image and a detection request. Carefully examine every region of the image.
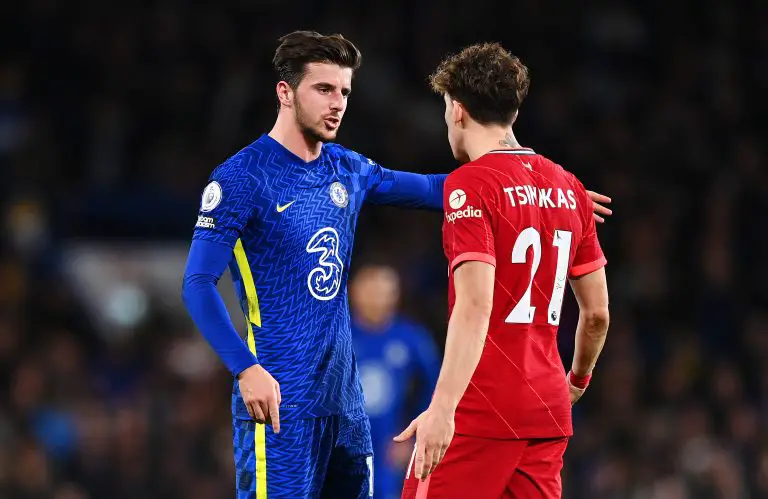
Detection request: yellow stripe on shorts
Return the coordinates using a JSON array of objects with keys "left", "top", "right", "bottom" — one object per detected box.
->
[{"left": 234, "top": 239, "right": 267, "bottom": 498}]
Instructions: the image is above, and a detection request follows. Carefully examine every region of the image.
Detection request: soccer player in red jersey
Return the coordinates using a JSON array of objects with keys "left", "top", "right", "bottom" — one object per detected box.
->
[{"left": 397, "top": 43, "right": 610, "bottom": 499}]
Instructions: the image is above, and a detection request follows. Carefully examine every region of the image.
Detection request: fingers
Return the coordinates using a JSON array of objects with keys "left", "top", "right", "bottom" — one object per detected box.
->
[
  {"left": 251, "top": 401, "right": 266, "bottom": 423},
  {"left": 244, "top": 400, "right": 255, "bottom": 419},
  {"left": 419, "top": 442, "right": 434, "bottom": 480},
  {"left": 414, "top": 439, "right": 427, "bottom": 480},
  {"left": 587, "top": 191, "right": 612, "bottom": 204},
  {"left": 587, "top": 190, "right": 613, "bottom": 224},
  {"left": 593, "top": 203, "right": 613, "bottom": 216},
  {"left": 437, "top": 442, "right": 449, "bottom": 470},
  {"left": 393, "top": 420, "right": 417, "bottom": 442},
  {"left": 269, "top": 396, "right": 281, "bottom": 434},
  {"left": 427, "top": 446, "right": 442, "bottom": 477},
  {"left": 593, "top": 213, "right": 605, "bottom": 224},
  {"left": 275, "top": 381, "right": 282, "bottom": 406},
  {"left": 568, "top": 384, "right": 586, "bottom": 405}
]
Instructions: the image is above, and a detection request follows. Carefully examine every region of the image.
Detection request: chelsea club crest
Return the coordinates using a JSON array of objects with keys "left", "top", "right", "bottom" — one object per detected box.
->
[{"left": 329, "top": 182, "right": 349, "bottom": 208}]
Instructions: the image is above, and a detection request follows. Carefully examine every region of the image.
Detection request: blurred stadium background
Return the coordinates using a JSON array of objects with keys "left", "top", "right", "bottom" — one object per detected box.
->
[{"left": 1, "top": 1, "right": 767, "bottom": 498}]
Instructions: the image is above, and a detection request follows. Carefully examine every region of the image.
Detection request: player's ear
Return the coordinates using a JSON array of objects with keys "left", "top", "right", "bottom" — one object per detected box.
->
[
  {"left": 452, "top": 100, "right": 465, "bottom": 127},
  {"left": 511, "top": 110, "right": 519, "bottom": 125},
  {"left": 276, "top": 81, "right": 293, "bottom": 108}
]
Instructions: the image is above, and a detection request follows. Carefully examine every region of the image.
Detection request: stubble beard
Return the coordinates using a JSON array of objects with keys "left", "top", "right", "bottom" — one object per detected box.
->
[{"left": 295, "top": 98, "right": 338, "bottom": 143}]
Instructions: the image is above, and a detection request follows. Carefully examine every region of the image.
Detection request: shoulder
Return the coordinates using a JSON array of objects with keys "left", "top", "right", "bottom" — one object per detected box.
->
[
  {"left": 326, "top": 143, "right": 378, "bottom": 173},
  {"left": 323, "top": 142, "right": 348, "bottom": 158},
  {"left": 445, "top": 163, "right": 500, "bottom": 201},
  {"left": 203, "top": 146, "right": 266, "bottom": 205},
  {"left": 213, "top": 138, "right": 283, "bottom": 186},
  {"left": 554, "top": 161, "right": 589, "bottom": 198},
  {"left": 209, "top": 152, "right": 251, "bottom": 184},
  {"left": 535, "top": 154, "right": 581, "bottom": 187},
  {"left": 537, "top": 155, "right": 593, "bottom": 217},
  {"left": 447, "top": 159, "right": 501, "bottom": 183},
  {"left": 213, "top": 141, "right": 263, "bottom": 175}
]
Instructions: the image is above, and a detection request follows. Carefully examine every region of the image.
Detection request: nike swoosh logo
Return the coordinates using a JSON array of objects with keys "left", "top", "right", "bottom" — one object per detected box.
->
[{"left": 276, "top": 201, "right": 295, "bottom": 213}]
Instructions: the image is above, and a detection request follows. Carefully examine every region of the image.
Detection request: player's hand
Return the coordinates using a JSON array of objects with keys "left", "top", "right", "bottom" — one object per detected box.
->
[
  {"left": 568, "top": 378, "right": 586, "bottom": 405},
  {"left": 392, "top": 404, "right": 455, "bottom": 480},
  {"left": 586, "top": 190, "right": 612, "bottom": 223},
  {"left": 238, "top": 364, "right": 282, "bottom": 433}
]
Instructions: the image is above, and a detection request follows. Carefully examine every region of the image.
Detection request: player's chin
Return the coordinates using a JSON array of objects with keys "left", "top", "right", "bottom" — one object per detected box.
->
[{"left": 318, "top": 126, "right": 339, "bottom": 141}]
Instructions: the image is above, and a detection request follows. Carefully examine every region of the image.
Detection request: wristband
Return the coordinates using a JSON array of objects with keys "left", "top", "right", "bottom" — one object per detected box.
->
[{"left": 568, "top": 371, "right": 592, "bottom": 389}]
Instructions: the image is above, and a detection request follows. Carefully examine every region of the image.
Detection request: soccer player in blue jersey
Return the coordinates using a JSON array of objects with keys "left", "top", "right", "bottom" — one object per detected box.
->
[
  {"left": 350, "top": 263, "right": 440, "bottom": 499},
  {"left": 182, "top": 31, "right": 612, "bottom": 499},
  {"left": 182, "top": 31, "right": 444, "bottom": 499}
]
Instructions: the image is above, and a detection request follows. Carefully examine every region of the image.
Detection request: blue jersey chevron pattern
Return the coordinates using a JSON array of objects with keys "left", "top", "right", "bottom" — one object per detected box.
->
[
  {"left": 193, "top": 134, "right": 394, "bottom": 420},
  {"left": 233, "top": 409, "right": 373, "bottom": 499}
]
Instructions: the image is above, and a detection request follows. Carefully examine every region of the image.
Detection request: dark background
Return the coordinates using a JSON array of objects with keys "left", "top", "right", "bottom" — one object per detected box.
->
[{"left": 1, "top": 1, "right": 767, "bottom": 497}]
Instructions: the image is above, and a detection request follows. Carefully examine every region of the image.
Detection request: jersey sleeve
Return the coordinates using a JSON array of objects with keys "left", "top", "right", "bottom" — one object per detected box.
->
[
  {"left": 192, "top": 154, "right": 260, "bottom": 248},
  {"left": 442, "top": 168, "right": 497, "bottom": 272},
  {"left": 569, "top": 178, "right": 607, "bottom": 278},
  {"left": 182, "top": 239, "right": 259, "bottom": 376},
  {"left": 341, "top": 149, "right": 444, "bottom": 210}
]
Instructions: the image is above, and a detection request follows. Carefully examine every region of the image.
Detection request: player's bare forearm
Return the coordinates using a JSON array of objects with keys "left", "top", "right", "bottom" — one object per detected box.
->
[
  {"left": 572, "top": 310, "right": 609, "bottom": 376},
  {"left": 431, "top": 261, "right": 495, "bottom": 411},
  {"left": 392, "top": 261, "right": 492, "bottom": 479},
  {"left": 569, "top": 268, "right": 610, "bottom": 376}
]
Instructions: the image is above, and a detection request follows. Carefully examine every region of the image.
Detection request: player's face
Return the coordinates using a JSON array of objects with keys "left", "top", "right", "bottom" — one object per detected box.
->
[
  {"left": 444, "top": 94, "right": 469, "bottom": 162},
  {"left": 293, "top": 63, "right": 353, "bottom": 142},
  {"left": 350, "top": 267, "right": 400, "bottom": 321}
]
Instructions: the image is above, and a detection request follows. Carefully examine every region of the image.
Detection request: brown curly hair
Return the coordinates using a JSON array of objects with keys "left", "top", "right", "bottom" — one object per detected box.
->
[{"left": 430, "top": 43, "right": 530, "bottom": 126}]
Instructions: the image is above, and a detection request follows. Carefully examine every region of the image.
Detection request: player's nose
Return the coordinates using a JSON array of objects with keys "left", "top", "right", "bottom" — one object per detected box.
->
[{"left": 329, "top": 92, "right": 344, "bottom": 111}]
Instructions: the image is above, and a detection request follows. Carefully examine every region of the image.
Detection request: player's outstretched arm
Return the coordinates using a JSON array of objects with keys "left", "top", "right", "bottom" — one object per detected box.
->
[
  {"left": 351, "top": 148, "right": 612, "bottom": 217},
  {"left": 568, "top": 267, "right": 610, "bottom": 404},
  {"left": 368, "top": 171, "right": 612, "bottom": 220},
  {"left": 343, "top": 150, "right": 445, "bottom": 210},
  {"left": 394, "top": 260, "right": 495, "bottom": 480},
  {"left": 366, "top": 168, "right": 446, "bottom": 210}
]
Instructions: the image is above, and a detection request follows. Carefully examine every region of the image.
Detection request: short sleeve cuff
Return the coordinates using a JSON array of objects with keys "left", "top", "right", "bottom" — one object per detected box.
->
[
  {"left": 570, "top": 256, "right": 607, "bottom": 278},
  {"left": 450, "top": 252, "right": 497, "bottom": 272}
]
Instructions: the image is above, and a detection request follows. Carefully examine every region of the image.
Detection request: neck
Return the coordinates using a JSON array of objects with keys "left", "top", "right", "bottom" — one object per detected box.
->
[
  {"left": 355, "top": 310, "right": 395, "bottom": 331},
  {"left": 465, "top": 127, "right": 521, "bottom": 162},
  {"left": 268, "top": 110, "right": 322, "bottom": 162}
]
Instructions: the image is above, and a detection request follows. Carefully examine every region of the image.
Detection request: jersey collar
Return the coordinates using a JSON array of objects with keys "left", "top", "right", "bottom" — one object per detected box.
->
[{"left": 487, "top": 148, "right": 536, "bottom": 155}]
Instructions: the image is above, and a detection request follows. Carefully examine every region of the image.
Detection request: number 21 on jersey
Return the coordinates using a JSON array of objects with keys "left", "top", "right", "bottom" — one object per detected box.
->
[{"left": 505, "top": 228, "right": 572, "bottom": 326}]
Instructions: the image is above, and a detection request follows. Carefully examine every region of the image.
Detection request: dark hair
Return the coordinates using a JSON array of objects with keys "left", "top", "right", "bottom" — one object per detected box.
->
[
  {"left": 273, "top": 30, "right": 362, "bottom": 88},
  {"left": 429, "top": 43, "right": 530, "bottom": 126}
]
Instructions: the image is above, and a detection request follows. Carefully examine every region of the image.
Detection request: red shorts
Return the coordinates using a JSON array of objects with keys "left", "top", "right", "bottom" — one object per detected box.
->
[{"left": 401, "top": 434, "right": 568, "bottom": 499}]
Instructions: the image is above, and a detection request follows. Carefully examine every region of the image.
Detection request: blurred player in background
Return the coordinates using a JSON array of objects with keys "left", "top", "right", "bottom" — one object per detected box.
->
[
  {"left": 182, "top": 31, "right": 446, "bottom": 499},
  {"left": 350, "top": 263, "right": 440, "bottom": 499},
  {"left": 398, "top": 44, "right": 611, "bottom": 498}
]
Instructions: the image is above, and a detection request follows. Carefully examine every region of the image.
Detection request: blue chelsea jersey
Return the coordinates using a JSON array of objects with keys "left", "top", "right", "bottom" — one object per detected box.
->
[{"left": 192, "top": 134, "right": 436, "bottom": 419}]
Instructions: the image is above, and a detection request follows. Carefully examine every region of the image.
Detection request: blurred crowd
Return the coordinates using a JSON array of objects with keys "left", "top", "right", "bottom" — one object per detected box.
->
[{"left": 1, "top": 0, "right": 767, "bottom": 498}]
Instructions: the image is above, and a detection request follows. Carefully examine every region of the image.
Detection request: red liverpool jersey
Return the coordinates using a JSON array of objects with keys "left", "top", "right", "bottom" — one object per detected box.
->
[{"left": 442, "top": 148, "right": 606, "bottom": 439}]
